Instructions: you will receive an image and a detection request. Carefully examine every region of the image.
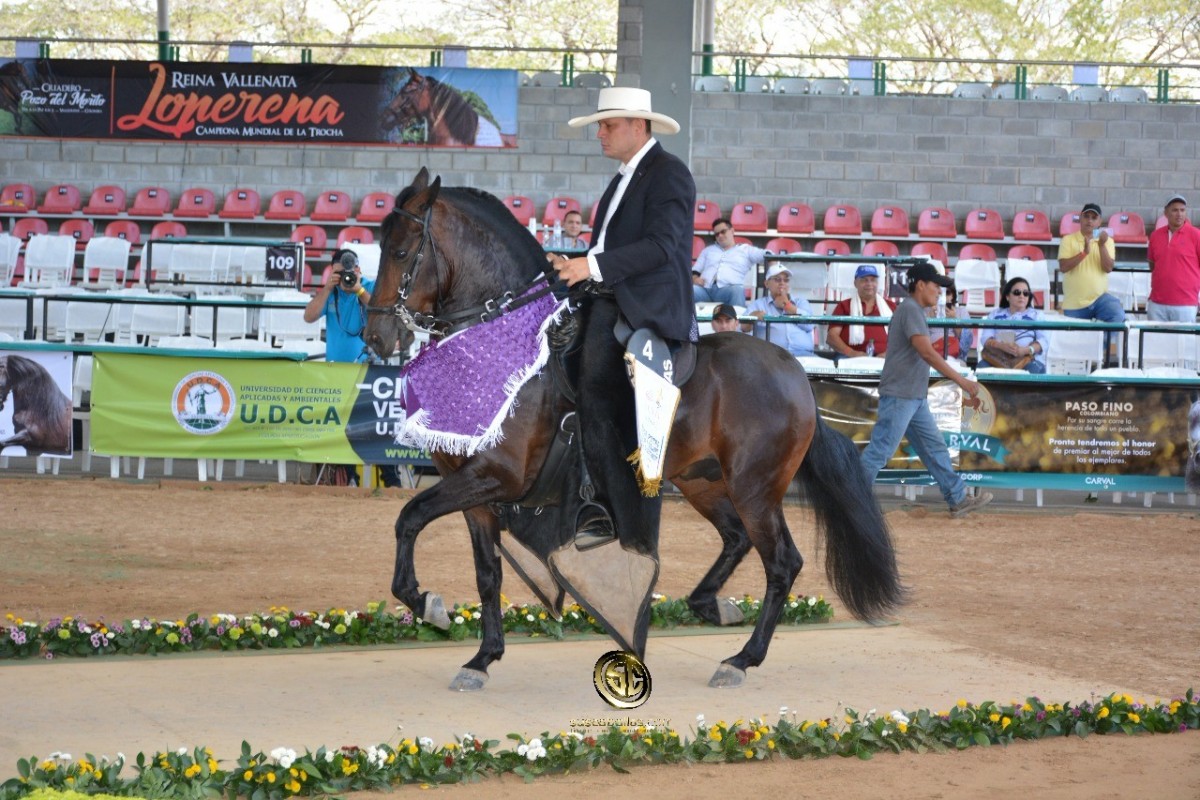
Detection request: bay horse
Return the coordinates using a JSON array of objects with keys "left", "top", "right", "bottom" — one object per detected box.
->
[
  {"left": 365, "top": 168, "right": 903, "bottom": 690},
  {"left": 380, "top": 68, "right": 503, "bottom": 147},
  {"left": 0, "top": 354, "right": 72, "bottom": 455}
]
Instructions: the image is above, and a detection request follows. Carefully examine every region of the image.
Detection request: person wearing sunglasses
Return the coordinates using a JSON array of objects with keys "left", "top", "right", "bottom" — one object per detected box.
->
[
  {"left": 692, "top": 217, "right": 766, "bottom": 306},
  {"left": 977, "top": 277, "right": 1049, "bottom": 373}
]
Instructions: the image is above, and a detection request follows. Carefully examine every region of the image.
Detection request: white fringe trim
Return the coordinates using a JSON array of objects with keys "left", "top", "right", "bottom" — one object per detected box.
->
[{"left": 395, "top": 298, "right": 570, "bottom": 457}]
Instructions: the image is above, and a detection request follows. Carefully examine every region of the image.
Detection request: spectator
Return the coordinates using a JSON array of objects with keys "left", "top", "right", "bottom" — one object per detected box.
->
[
  {"left": 1146, "top": 194, "right": 1200, "bottom": 322},
  {"left": 1057, "top": 201, "right": 1124, "bottom": 363},
  {"left": 827, "top": 264, "right": 893, "bottom": 358},
  {"left": 743, "top": 263, "right": 815, "bottom": 356},
  {"left": 860, "top": 262, "right": 992, "bottom": 519},
  {"left": 560, "top": 210, "right": 589, "bottom": 250},
  {"left": 709, "top": 302, "right": 741, "bottom": 333},
  {"left": 928, "top": 285, "right": 973, "bottom": 361},
  {"left": 976, "top": 277, "right": 1049, "bottom": 373},
  {"left": 303, "top": 248, "right": 375, "bottom": 364},
  {"left": 692, "top": 217, "right": 766, "bottom": 306}
]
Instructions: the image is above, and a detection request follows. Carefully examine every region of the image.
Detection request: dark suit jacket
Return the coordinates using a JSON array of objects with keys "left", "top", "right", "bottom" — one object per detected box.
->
[{"left": 590, "top": 141, "right": 697, "bottom": 342}]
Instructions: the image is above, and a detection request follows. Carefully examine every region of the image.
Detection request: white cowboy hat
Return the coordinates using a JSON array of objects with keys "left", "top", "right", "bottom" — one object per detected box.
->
[{"left": 568, "top": 87, "right": 680, "bottom": 135}]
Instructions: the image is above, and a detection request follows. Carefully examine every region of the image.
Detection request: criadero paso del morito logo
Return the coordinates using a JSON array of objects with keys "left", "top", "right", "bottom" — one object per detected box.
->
[{"left": 116, "top": 63, "right": 344, "bottom": 139}]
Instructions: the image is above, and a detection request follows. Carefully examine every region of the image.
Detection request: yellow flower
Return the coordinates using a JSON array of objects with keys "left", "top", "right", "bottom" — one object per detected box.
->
[
  {"left": 957, "top": 699, "right": 968, "bottom": 709},
  {"left": 1170, "top": 701, "right": 1182, "bottom": 713},
  {"left": 243, "top": 770, "right": 254, "bottom": 781},
  {"left": 64, "top": 777, "right": 74, "bottom": 785},
  {"left": 1097, "top": 707, "right": 1110, "bottom": 719},
  {"left": 897, "top": 722, "right": 908, "bottom": 734},
  {"left": 57, "top": 628, "right": 71, "bottom": 640},
  {"left": 800, "top": 721, "right": 812, "bottom": 733},
  {"left": 94, "top": 770, "right": 102, "bottom": 780},
  {"left": 1128, "top": 712, "right": 1141, "bottom": 724},
  {"left": 709, "top": 729, "right": 722, "bottom": 742},
  {"left": 832, "top": 732, "right": 840, "bottom": 741},
  {"left": 1021, "top": 703, "right": 1033, "bottom": 712},
  {"left": 267, "top": 771, "right": 276, "bottom": 783},
  {"left": 767, "top": 740, "right": 776, "bottom": 750},
  {"left": 817, "top": 720, "right": 828, "bottom": 729},
  {"left": 184, "top": 764, "right": 201, "bottom": 778},
  {"left": 462, "top": 609, "right": 472, "bottom": 620},
  {"left": 1121, "top": 694, "right": 1134, "bottom": 705},
  {"left": 1001, "top": 717, "right": 1011, "bottom": 729},
  {"left": 406, "top": 744, "right": 418, "bottom": 755},
  {"left": 207, "top": 758, "right": 218, "bottom": 772},
  {"left": 286, "top": 780, "right": 301, "bottom": 793},
  {"left": 342, "top": 759, "right": 359, "bottom": 776},
  {"left": 743, "top": 749, "right": 753, "bottom": 759},
  {"left": 40, "top": 761, "right": 56, "bottom": 771},
  {"left": 989, "top": 713, "right": 1000, "bottom": 723}
]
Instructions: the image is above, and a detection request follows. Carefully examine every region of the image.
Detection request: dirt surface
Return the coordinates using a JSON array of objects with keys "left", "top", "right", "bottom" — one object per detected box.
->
[{"left": 2, "top": 478, "right": 1199, "bottom": 798}]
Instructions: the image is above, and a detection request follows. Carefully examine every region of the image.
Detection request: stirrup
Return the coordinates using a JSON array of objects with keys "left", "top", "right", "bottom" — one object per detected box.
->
[{"left": 574, "top": 499, "right": 616, "bottom": 550}]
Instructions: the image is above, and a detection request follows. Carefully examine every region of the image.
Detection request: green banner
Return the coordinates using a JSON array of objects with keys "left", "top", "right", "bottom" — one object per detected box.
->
[{"left": 91, "top": 354, "right": 432, "bottom": 464}]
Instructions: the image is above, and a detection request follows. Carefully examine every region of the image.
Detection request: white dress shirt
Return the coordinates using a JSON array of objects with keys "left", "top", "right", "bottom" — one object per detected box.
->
[{"left": 587, "top": 137, "right": 658, "bottom": 282}]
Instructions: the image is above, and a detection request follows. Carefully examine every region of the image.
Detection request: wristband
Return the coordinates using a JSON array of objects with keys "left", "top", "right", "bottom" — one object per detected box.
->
[{"left": 356, "top": 286, "right": 367, "bottom": 297}]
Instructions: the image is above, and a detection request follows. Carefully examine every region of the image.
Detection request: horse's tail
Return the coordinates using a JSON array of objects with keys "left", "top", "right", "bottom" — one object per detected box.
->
[{"left": 796, "top": 415, "right": 906, "bottom": 622}]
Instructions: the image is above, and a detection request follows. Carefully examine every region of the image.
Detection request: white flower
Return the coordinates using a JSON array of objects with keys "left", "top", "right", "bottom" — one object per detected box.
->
[
  {"left": 267, "top": 628, "right": 279, "bottom": 638},
  {"left": 116, "top": 753, "right": 126, "bottom": 763},
  {"left": 177, "top": 747, "right": 188, "bottom": 756},
  {"left": 130, "top": 619, "right": 141, "bottom": 630},
  {"left": 518, "top": 740, "right": 546, "bottom": 761},
  {"left": 696, "top": 713, "right": 706, "bottom": 725},
  {"left": 365, "top": 746, "right": 387, "bottom": 768},
  {"left": 106, "top": 631, "right": 116, "bottom": 639},
  {"left": 882, "top": 729, "right": 890, "bottom": 737},
  {"left": 890, "top": 711, "right": 910, "bottom": 725},
  {"left": 454, "top": 616, "right": 465, "bottom": 625},
  {"left": 418, "top": 737, "right": 434, "bottom": 749},
  {"left": 270, "top": 747, "right": 296, "bottom": 769},
  {"left": 460, "top": 733, "right": 474, "bottom": 745},
  {"left": 526, "top": 613, "right": 535, "bottom": 622},
  {"left": 779, "top": 706, "right": 789, "bottom": 715},
  {"left": 324, "top": 751, "right": 335, "bottom": 763},
  {"left": 807, "top": 596, "right": 817, "bottom": 607}
]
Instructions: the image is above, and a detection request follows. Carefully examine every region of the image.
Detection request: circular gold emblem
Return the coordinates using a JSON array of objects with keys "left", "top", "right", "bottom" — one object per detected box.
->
[{"left": 593, "top": 650, "right": 652, "bottom": 709}]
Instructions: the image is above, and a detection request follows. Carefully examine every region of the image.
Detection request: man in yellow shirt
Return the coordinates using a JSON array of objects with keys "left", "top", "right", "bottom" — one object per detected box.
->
[{"left": 1056, "top": 202, "right": 1124, "bottom": 362}]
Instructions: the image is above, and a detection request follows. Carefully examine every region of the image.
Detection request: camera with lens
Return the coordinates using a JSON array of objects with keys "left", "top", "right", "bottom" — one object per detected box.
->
[{"left": 333, "top": 250, "right": 359, "bottom": 289}]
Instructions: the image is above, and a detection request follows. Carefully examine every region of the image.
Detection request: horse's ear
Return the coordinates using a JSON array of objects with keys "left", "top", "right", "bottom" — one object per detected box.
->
[
  {"left": 408, "top": 67, "right": 421, "bottom": 81},
  {"left": 411, "top": 167, "right": 430, "bottom": 193},
  {"left": 421, "top": 176, "right": 441, "bottom": 210}
]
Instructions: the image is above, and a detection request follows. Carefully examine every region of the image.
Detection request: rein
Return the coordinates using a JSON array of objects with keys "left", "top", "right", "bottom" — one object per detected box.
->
[{"left": 367, "top": 202, "right": 563, "bottom": 339}]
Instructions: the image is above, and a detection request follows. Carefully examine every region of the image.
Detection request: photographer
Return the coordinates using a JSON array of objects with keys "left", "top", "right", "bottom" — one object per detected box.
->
[{"left": 304, "top": 248, "right": 375, "bottom": 363}]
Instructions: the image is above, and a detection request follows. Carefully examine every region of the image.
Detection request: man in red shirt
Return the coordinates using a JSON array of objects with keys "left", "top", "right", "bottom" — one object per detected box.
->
[
  {"left": 827, "top": 264, "right": 894, "bottom": 358},
  {"left": 1147, "top": 194, "right": 1200, "bottom": 322}
]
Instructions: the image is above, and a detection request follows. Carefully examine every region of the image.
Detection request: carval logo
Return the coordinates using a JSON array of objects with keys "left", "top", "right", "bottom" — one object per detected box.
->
[{"left": 172, "top": 371, "right": 236, "bottom": 435}]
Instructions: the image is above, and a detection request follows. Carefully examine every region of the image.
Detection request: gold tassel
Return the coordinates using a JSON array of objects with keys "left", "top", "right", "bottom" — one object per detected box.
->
[{"left": 626, "top": 448, "right": 662, "bottom": 497}]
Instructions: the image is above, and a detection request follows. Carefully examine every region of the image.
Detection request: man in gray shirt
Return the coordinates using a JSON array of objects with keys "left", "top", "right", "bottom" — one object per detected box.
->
[{"left": 860, "top": 263, "right": 993, "bottom": 518}]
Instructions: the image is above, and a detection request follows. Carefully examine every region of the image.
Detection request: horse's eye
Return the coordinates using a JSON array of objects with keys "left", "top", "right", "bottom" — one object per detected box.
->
[{"left": 394, "top": 249, "right": 408, "bottom": 260}]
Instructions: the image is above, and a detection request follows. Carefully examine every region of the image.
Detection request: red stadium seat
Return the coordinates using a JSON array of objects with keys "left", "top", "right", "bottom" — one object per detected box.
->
[
  {"left": 730, "top": 201, "right": 768, "bottom": 232},
  {"left": 959, "top": 243, "right": 997, "bottom": 261},
  {"left": 964, "top": 208, "right": 1003, "bottom": 239},
  {"left": 104, "top": 220, "right": 142, "bottom": 245},
  {"left": 870, "top": 205, "right": 910, "bottom": 237},
  {"left": 12, "top": 217, "right": 49, "bottom": 240},
  {"left": 1007, "top": 245, "right": 1045, "bottom": 261},
  {"left": 775, "top": 202, "right": 815, "bottom": 234},
  {"left": 82, "top": 185, "right": 127, "bottom": 216},
  {"left": 1011, "top": 209, "right": 1051, "bottom": 241},
  {"left": 502, "top": 195, "right": 536, "bottom": 226},
  {"left": 911, "top": 241, "right": 948, "bottom": 264},
  {"left": 129, "top": 186, "right": 171, "bottom": 217},
  {"left": 59, "top": 218, "right": 94, "bottom": 250},
  {"left": 37, "top": 184, "right": 82, "bottom": 214},
  {"left": 692, "top": 236, "right": 705, "bottom": 261},
  {"left": 290, "top": 224, "right": 328, "bottom": 258},
  {"left": 173, "top": 188, "right": 216, "bottom": 218},
  {"left": 357, "top": 192, "right": 395, "bottom": 223},
  {"left": 264, "top": 190, "right": 307, "bottom": 221},
  {"left": 1107, "top": 211, "right": 1148, "bottom": 244},
  {"left": 1059, "top": 212, "right": 1081, "bottom": 237},
  {"left": 336, "top": 226, "right": 374, "bottom": 247},
  {"left": 150, "top": 220, "right": 188, "bottom": 239},
  {"left": 219, "top": 188, "right": 261, "bottom": 219},
  {"left": 823, "top": 204, "right": 862, "bottom": 236},
  {"left": 0, "top": 183, "right": 35, "bottom": 213},
  {"left": 812, "top": 239, "right": 850, "bottom": 257},
  {"left": 862, "top": 240, "right": 899, "bottom": 257},
  {"left": 764, "top": 237, "right": 803, "bottom": 254},
  {"left": 1155, "top": 215, "right": 1168, "bottom": 229},
  {"left": 693, "top": 199, "right": 722, "bottom": 230},
  {"left": 542, "top": 196, "right": 582, "bottom": 227},
  {"left": 917, "top": 207, "right": 957, "bottom": 238},
  {"left": 310, "top": 190, "right": 352, "bottom": 222}
]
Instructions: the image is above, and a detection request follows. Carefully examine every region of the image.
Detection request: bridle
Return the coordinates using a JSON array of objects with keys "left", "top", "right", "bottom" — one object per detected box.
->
[{"left": 368, "top": 200, "right": 558, "bottom": 339}]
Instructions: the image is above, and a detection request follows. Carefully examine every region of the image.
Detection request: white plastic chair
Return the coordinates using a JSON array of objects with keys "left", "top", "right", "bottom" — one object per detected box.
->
[
  {"left": 826, "top": 263, "right": 861, "bottom": 303},
  {"left": 1106, "top": 272, "right": 1138, "bottom": 313},
  {"left": 1003, "top": 259, "right": 1053, "bottom": 308},
  {"left": 789, "top": 264, "right": 828, "bottom": 303},
  {"left": 952, "top": 82, "right": 991, "bottom": 99},
  {"left": 1131, "top": 325, "right": 1196, "bottom": 369},
  {"left": 1045, "top": 329, "right": 1105, "bottom": 375},
  {"left": 773, "top": 78, "right": 810, "bottom": 94},
  {"left": 20, "top": 235, "right": 76, "bottom": 288},
  {"left": 953, "top": 259, "right": 1001, "bottom": 312},
  {"left": 128, "top": 299, "right": 187, "bottom": 345},
  {"left": 1069, "top": 86, "right": 1108, "bottom": 102},
  {"left": 261, "top": 289, "right": 322, "bottom": 347},
  {"left": 1029, "top": 84, "right": 1068, "bottom": 101},
  {"left": 63, "top": 295, "right": 118, "bottom": 342},
  {"left": 0, "top": 289, "right": 35, "bottom": 339},
  {"left": 572, "top": 72, "right": 612, "bottom": 89},
  {"left": 1107, "top": 87, "right": 1148, "bottom": 103},
  {"left": 809, "top": 79, "right": 847, "bottom": 96},
  {"left": 80, "top": 236, "right": 131, "bottom": 290},
  {"left": 741, "top": 76, "right": 772, "bottom": 93},
  {"left": 192, "top": 295, "right": 248, "bottom": 341},
  {"left": 1090, "top": 367, "right": 1145, "bottom": 378},
  {"left": 0, "top": 233, "right": 21, "bottom": 285},
  {"left": 694, "top": 76, "right": 731, "bottom": 92}
]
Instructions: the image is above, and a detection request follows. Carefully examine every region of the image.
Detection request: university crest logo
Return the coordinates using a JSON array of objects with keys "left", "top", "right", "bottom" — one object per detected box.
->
[{"left": 172, "top": 371, "right": 236, "bottom": 435}]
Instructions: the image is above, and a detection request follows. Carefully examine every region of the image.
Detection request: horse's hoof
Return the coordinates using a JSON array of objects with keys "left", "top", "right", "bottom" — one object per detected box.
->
[
  {"left": 708, "top": 664, "right": 746, "bottom": 689},
  {"left": 449, "top": 668, "right": 489, "bottom": 692},
  {"left": 716, "top": 598, "right": 745, "bottom": 626},
  {"left": 423, "top": 594, "right": 451, "bottom": 630}
]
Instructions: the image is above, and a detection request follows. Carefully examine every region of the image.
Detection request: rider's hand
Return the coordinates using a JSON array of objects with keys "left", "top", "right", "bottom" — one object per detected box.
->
[{"left": 554, "top": 257, "right": 591, "bottom": 287}]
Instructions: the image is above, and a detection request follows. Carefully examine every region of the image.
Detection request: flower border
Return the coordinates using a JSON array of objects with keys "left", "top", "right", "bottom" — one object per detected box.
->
[
  {"left": 1, "top": 594, "right": 833, "bottom": 661},
  {"left": 2, "top": 692, "right": 1196, "bottom": 798}
]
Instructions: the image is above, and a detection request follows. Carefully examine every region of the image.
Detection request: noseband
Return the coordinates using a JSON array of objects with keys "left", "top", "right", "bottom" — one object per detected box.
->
[{"left": 368, "top": 201, "right": 558, "bottom": 339}]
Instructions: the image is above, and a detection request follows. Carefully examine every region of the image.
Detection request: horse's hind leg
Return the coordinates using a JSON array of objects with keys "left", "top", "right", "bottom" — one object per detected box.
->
[
  {"left": 449, "top": 506, "right": 506, "bottom": 692},
  {"left": 676, "top": 479, "right": 753, "bottom": 626}
]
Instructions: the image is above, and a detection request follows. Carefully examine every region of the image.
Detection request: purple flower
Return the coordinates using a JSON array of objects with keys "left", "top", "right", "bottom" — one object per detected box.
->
[
  {"left": 1036, "top": 711, "right": 1046, "bottom": 721},
  {"left": 400, "top": 611, "right": 414, "bottom": 625},
  {"left": 180, "top": 628, "right": 193, "bottom": 644},
  {"left": 289, "top": 619, "right": 300, "bottom": 628},
  {"left": 1071, "top": 708, "right": 1082, "bottom": 717},
  {"left": 1181, "top": 724, "right": 1189, "bottom": 733},
  {"left": 44, "top": 652, "right": 54, "bottom": 660},
  {"left": 112, "top": 623, "right": 125, "bottom": 634},
  {"left": 10, "top": 629, "right": 26, "bottom": 645},
  {"left": 90, "top": 633, "right": 103, "bottom": 648},
  {"left": 216, "top": 625, "right": 226, "bottom": 636}
]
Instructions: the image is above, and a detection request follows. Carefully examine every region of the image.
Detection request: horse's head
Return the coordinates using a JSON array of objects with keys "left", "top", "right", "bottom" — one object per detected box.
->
[
  {"left": 365, "top": 167, "right": 443, "bottom": 358},
  {"left": 0, "top": 355, "right": 10, "bottom": 412},
  {"left": 380, "top": 68, "right": 427, "bottom": 131},
  {"left": 1187, "top": 398, "right": 1200, "bottom": 491}
]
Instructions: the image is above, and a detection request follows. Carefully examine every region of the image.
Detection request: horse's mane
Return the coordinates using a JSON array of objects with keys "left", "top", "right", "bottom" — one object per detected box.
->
[{"left": 424, "top": 76, "right": 479, "bottom": 145}]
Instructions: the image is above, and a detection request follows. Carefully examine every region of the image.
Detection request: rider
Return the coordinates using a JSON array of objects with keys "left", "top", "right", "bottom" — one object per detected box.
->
[{"left": 552, "top": 87, "right": 697, "bottom": 552}]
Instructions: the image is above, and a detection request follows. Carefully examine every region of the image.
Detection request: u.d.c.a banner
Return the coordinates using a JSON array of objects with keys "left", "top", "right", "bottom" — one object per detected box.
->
[
  {"left": 0, "top": 59, "right": 517, "bottom": 146},
  {"left": 90, "top": 354, "right": 430, "bottom": 465}
]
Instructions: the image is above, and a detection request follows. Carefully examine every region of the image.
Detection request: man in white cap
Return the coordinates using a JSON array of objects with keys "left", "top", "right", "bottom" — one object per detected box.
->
[
  {"left": 742, "top": 263, "right": 816, "bottom": 356},
  {"left": 1146, "top": 194, "right": 1200, "bottom": 322},
  {"left": 551, "top": 87, "right": 696, "bottom": 554}
]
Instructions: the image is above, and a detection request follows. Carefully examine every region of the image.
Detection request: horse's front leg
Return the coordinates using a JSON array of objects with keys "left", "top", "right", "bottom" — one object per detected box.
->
[
  {"left": 450, "top": 505, "right": 506, "bottom": 692},
  {"left": 391, "top": 463, "right": 505, "bottom": 630}
]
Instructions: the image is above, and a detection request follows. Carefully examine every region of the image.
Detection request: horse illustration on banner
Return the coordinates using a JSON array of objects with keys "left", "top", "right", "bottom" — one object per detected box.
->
[
  {"left": 380, "top": 68, "right": 505, "bottom": 147},
  {"left": 0, "top": 354, "right": 72, "bottom": 456}
]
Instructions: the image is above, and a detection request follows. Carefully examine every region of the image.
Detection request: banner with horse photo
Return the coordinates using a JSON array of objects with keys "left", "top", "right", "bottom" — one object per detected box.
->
[
  {"left": 0, "top": 350, "right": 73, "bottom": 459},
  {"left": 0, "top": 59, "right": 518, "bottom": 147}
]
